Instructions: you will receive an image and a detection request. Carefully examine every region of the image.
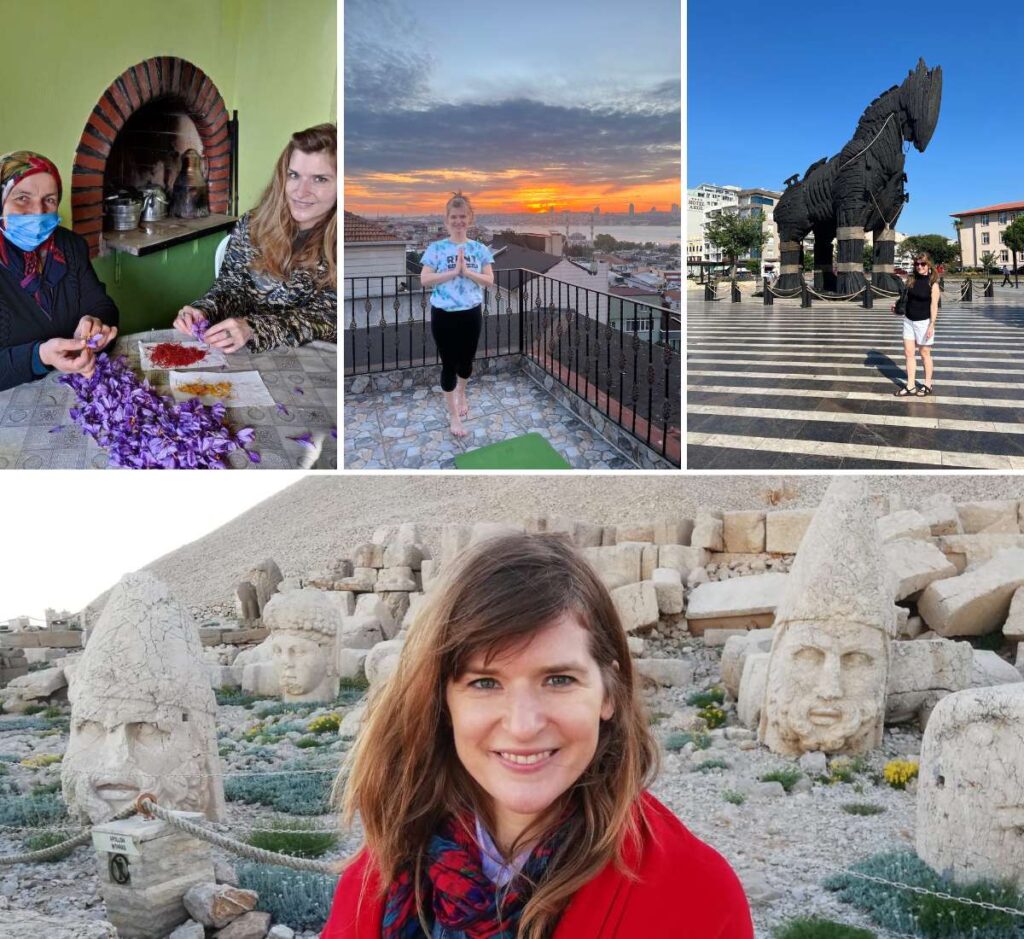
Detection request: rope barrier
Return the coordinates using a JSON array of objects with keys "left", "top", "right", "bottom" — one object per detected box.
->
[
  {"left": 0, "top": 803, "right": 137, "bottom": 865},
  {"left": 136, "top": 797, "right": 338, "bottom": 874}
]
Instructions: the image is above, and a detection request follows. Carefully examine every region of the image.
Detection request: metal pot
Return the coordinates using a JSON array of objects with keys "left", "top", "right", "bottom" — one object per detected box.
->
[
  {"left": 139, "top": 185, "right": 168, "bottom": 222},
  {"left": 105, "top": 194, "right": 143, "bottom": 231}
]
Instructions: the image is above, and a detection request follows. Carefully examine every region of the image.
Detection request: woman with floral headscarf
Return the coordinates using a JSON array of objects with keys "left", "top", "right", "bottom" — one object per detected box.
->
[{"left": 0, "top": 151, "right": 118, "bottom": 392}]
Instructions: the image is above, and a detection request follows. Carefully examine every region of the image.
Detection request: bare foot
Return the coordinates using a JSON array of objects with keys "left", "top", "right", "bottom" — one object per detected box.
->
[
  {"left": 450, "top": 416, "right": 468, "bottom": 437},
  {"left": 457, "top": 391, "right": 469, "bottom": 418}
]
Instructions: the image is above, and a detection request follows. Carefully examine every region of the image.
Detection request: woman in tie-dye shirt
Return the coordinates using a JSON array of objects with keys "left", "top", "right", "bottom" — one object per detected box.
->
[{"left": 419, "top": 192, "right": 494, "bottom": 437}]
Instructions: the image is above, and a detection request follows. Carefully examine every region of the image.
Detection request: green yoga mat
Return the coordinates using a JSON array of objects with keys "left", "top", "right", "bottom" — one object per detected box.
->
[{"left": 454, "top": 432, "right": 572, "bottom": 470}]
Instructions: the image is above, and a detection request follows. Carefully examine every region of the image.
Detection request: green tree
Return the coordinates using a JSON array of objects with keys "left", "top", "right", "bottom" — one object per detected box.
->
[
  {"left": 862, "top": 245, "right": 873, "bottom": 272},
  {"left": 704, "top": 213, "right": 768, "bottom": 278},
  {"left": 980, "top": 251, "right": 998, "bottom": 273},
  {"left": 1002, "top": 215, "right": 1024, "bottom": 286},
  {"left": 899, "top": 234, "right": 959, "bottom": 268},
  {"left": 593, "top": 234, "right": 619, "bottom": 252}
]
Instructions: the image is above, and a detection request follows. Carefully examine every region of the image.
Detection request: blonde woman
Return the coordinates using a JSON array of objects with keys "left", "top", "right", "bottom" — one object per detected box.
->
[
  {"left": 174, "top": 124, "right": 337, "bottom": 353},
  {"left": 323, "top": 533, "right": 752, "bottom": 939},
  {"left": 419, "top": 192, "right": 493, "bottom": 436},
  {"left": 892, "top": 253, "right": 939, "bottom": 396}
]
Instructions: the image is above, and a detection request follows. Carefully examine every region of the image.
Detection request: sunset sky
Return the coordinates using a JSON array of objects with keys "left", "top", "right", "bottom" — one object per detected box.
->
[{"left": 343, "top": 0, "right": 680, "bottom": 216}]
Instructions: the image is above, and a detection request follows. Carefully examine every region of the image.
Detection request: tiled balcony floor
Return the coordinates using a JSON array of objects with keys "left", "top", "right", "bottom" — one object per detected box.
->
[{"left": 344, "top": 368, "right": 640, "bottom": 469}]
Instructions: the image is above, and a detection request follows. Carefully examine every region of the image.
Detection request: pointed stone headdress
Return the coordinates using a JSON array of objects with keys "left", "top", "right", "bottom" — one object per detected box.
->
[
  {"left": 772, "top": 477, "right": 897, "bottom": 637},
  {"left": 67, "top": 570, "right": 224, "bottom": 819}
]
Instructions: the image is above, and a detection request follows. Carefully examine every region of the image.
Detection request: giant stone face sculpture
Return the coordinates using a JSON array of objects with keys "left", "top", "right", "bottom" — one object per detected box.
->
[
  {"left": 264, "top": 589, "right": 342, "bottom": 703},
  {"left": 916, "top": 684, "right": 1024, "bottom": 890},
  {"left": 759, "top": 478, "right": 897, "bottom": 756},
  {"left": 62, "top": 572, "right": 225, "bottom": 823}
]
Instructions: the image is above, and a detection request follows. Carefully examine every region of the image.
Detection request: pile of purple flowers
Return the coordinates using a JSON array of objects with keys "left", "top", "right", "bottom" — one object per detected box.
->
[{"left": 59, "top": 353, "right": 259, "bottom": 469}]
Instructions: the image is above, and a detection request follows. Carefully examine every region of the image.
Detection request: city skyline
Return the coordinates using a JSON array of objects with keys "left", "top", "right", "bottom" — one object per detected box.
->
[
  {"left": 344, "top": 0, "right": 680, "bottom": 215},
  {"left": 688, "top": 0, "right": 1024, "bottom": 238}
]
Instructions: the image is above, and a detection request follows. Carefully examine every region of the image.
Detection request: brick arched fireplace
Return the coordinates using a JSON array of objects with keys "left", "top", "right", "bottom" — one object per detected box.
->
[{"left": 72, "top": 57, "right": 234, "bottom": 257}]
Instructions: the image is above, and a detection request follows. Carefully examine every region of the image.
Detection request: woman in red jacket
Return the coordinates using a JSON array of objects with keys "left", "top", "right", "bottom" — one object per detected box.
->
[{"left": 324, "top": 533, "right": 753, "bottom": 939}]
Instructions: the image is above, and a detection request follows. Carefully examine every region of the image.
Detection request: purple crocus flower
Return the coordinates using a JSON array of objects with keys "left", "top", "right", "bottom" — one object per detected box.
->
[
  {"left": 59, "top": 353, "right": 258, "bottom": 470},
  {"left": 287, "top": 432, "right": 315, "bottom": 449},
  {"left": 190, "top": 317, "right": 210, "bottom": 343}
]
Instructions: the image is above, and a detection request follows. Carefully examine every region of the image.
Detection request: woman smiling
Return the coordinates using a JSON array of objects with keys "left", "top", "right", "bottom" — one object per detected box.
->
[
  {"left": 174, "top": 124, "right": 337, "bottom": 353},
  {"left": 324, "top": 533, "right": 752, "bottom": 938}
]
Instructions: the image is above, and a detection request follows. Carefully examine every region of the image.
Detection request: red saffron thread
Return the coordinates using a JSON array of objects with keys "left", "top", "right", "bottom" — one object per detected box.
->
[{"left": 149, "top": 343, "right": 207, "bottom": 368}]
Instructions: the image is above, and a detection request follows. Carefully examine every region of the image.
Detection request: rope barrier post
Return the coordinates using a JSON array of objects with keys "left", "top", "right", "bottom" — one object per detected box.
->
[
  {"left": 731, "top": 280, "right": 741, "bottom": 303},
  {"left": 984, "top": 279, "right": 994, "bottom": 298},
  {"left": 963, "top": 278, "right": 973, "bottom": 302},
  {"left": 704, "top": 282, "right": 714, "bottom": 301},
  {"left": 763, "top": 278, "right": 773, "bottom": 305},
  {"left": 92, "top": 810, "right": 217, "bottom": 937},
  {"left": 800, "top": 280, "right": 812, "bottom": 308},
  {"left": 863, "top": 283, "right": 873, "bottom": 308}
]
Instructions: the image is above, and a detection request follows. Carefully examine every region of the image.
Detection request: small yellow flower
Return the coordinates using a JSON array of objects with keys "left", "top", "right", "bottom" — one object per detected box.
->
[
  {"left": 307, "top": 713, "right": 341, "bottom": 734},
  {"left": 883, "top": 758, "right": 919, "bottom": 789},
  {"left": 20, "top": 753, "right": 62, "bottom": 769}
]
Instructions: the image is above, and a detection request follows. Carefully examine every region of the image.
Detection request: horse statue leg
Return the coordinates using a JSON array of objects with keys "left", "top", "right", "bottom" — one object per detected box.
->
[
  {"left": 776, "top": 227, "right": 807, "bottom": 292},
  {"left": 812, "top": 223, "right": 837, "bottom": 293},
  {"left": 872, "top": 225, "right": 902, "bottom": 293}
]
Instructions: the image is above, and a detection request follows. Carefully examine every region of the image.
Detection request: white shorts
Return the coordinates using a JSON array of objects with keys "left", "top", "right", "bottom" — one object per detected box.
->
[{"left": 903, "top": 318, "right": 934, "bottom": 346}]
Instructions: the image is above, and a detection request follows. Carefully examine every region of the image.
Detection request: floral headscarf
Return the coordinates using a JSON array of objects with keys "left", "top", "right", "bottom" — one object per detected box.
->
[{"left": 0, "top": 150, "right": 67, "bottom": 318}]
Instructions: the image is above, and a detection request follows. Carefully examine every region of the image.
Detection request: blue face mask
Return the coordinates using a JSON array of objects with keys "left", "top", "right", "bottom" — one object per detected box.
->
[{"left": 2, "top": 212, "right": 61, "bottom": 251}]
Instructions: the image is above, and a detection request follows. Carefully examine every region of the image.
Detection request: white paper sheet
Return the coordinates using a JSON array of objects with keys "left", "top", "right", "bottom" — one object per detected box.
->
[
  {"left": 168, "top": 369, "right": 276, "bottom": 407},
  {"left": 139, "top": 341, "right": 228, "bottom": 371}
]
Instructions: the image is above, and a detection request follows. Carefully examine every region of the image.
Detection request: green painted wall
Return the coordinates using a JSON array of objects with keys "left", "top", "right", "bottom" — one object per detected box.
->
[{"left": 0, "top": 0, "right": 335, "bottom": 331}]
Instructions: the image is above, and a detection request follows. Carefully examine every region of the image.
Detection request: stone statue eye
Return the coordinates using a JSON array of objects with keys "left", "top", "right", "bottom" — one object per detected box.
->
[
  {"left": 841, "top": 652, "right": 872, "bottom": 668},
  {"left": 133, "top": 722, "right": 167, "bottom": 744},
  {"left": 795, "top": 647, "right": 825, "bottom": 664}
]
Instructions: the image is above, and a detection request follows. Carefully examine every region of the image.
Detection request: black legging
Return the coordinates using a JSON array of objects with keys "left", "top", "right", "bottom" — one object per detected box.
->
[{"left": 430, "top": 305, "right": 482, "bottom": 392}]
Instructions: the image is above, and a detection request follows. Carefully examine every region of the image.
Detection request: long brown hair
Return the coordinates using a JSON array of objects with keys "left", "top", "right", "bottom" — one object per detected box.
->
[
  {"left": 249, "top": 123, "right": 336, "bottom": 290},
  {"left": 910, "top": 252, "right": 939, "bottom": 288},
  {"left": 338, "top": 532, "right": 660, "bottom": 938}
]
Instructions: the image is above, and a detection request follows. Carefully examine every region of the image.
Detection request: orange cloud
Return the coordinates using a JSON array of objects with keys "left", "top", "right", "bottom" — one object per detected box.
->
[{"left": 345, "top": 170, "right": 680, "bottom": 216}]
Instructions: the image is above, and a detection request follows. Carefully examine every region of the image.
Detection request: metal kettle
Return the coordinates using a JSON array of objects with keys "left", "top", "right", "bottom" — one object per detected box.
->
[
  {"left": 170, "top": 149, "right": 210, "bottom": 219},
  {"left": 140, "top": 184, "right": 169, "bottom": 222}
]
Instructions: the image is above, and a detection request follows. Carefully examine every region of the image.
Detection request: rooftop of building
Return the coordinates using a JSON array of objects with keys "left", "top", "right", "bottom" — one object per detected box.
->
[
  {"left": 950, "top": 201, "right": 1024, "bottom": 218},
  {"left": 344, "top": 211, "right": 405, "bottom": 244}
]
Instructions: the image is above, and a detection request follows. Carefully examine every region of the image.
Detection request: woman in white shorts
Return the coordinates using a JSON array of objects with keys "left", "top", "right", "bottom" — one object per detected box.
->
[{"left": 892, "top": 253, "right": 940, "bottom": 396}]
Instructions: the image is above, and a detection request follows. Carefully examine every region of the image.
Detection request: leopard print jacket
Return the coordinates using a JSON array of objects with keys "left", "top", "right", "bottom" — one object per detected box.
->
[{"left": 189, "top": 213, "right": 337, "bottom": 353}]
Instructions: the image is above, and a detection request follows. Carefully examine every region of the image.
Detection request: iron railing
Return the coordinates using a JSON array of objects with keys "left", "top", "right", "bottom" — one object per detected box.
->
[{"left": 344, "top": 269, "right": 680, "bottom": 465}]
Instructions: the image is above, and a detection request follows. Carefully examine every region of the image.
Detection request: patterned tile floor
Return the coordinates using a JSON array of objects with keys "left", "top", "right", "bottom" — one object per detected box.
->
[
  {"left": 687, "top": 287, "right": 1024, "bottom": 469},
  {"left": 344, "top": 369, "right": 639, "bottom": 469}
]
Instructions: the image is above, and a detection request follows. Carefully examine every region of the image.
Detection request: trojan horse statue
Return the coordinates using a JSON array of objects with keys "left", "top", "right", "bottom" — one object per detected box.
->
[{"left": 774, "top": 59, "right": 942, "bottom": 296}]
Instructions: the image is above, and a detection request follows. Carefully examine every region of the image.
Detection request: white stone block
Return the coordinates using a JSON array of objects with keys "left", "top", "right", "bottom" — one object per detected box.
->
[
  {"left": 918, "top": 549, "right": 1024, "bottom": 637},
  {"left": 610, "top": 581, "right": 660, "bottom": 633},
  {"left": 884, "top": 538, "right": 958, "bottom": 601},
  {"left": 765, "top": 509, "right": 814, "bottom": 554},
  {"left": 722, "top": 511, "right": 766, "bottom": 553}
]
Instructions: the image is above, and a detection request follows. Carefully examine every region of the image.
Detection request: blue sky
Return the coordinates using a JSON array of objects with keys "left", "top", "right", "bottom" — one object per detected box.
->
[
  {"left": 344, "top": 0, "right": 680, "bottom": 213},
  {"left": 688, "top": 1, "right": 1024, "bottom": 236}
]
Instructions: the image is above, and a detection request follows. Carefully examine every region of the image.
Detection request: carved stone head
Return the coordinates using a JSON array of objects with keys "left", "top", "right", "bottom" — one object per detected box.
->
[
  {"left": 917, "top": 685, "right": 1024, "bottom": 890},
  {"left": 760, "top": 478, "right": 897, "bottom": 756},
  {"left": 62, "top": 572, "right": 225, "bottom": 824},
  {"left": 264, "top": 589, "right": 342, "bottom": 703}
]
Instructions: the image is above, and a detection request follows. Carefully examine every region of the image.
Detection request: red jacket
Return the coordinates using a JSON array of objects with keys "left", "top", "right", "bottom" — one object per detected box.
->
[{"left": 322, "top": 792, "right": 753, "bottom": 938}]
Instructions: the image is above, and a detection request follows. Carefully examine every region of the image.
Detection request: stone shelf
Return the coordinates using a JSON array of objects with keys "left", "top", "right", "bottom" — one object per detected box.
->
[{"left": 101, "top": 213, "right": 237, "bottom": 257}]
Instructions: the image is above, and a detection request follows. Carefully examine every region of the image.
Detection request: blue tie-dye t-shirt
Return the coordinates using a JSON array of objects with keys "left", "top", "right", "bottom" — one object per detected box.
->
[{"left": 421, "top": 238, "right": 494, "bottom": 311}]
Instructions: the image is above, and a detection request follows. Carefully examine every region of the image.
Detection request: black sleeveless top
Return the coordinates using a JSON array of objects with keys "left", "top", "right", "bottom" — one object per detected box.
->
[{"left": 905, "top": 276, "right": 933, "bottom": 321}]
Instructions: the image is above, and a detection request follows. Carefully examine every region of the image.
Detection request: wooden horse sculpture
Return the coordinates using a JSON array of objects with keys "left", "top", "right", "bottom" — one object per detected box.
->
[{"left": 774, "top": 59, "right": 942, "bottom": 296}]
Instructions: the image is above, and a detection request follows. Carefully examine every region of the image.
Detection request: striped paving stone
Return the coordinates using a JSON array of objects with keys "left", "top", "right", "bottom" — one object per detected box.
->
[{"left": 686, "top": 290, "right": 1024, "bottom": 470}]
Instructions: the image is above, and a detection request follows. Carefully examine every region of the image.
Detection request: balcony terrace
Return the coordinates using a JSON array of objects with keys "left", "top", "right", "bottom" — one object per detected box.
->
[{"left": 343, "top": 270, "right": 681, "bottom": 470}]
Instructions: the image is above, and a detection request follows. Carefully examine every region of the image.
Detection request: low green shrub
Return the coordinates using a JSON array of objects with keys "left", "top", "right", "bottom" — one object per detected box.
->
[
  {"left": 0, "top": 794, "right": 66, "bottom": 827},
  {"left": 760, "top": 768, "right": 802, "bottom": 792},
  {"left": 664, "top": 731, "right": 711, "bottom": 752},
  {"left": 224, "top": 768, "right": 333, "bottom": 815},
  {"left": 22, "top": 830, "right": 75, "bottom": 860},
  {"left": 825, "top": 850, "right": 1024, "bottom": 938},
  {"left": 827, "top": 756, "right": 869, "bottom": 784},
  {"left": 0, "top": 717, "right": 49, "bottom": 732},
  {"left": 21, "top": 704, "right": 47, "bottom": 715},
  {"left": 694, "top": 758, "right": 729, "bottom": 773},
  {"left": 31, "top": 781, "right": 62, "bottom": 797},
  {"left": 236, "top": 863, "right": 337, "bottom": 931},
  {"left": 307, "top": 713, "right": 341, "bottom": 735},
  {"left": 295, "top": 737, "right": 324, "bottom": 749},
  {"left": 722, "top": 790, "right": 745, "bottom": 805},
  {"left": 686, "top": 687, "right": 725, "bottom": 708},
  {"left": 841, "top": 803, "right": 886, "bottom": 817},
  {"left": 773, "top": 917, "right": 876, "bottom": 938},
  {"left": 246, "top": 817, "right": 338, "bottom": 858},
  {"left": 215, "top": 689, "right": 277, "bottom": 708},
  {"left": 647, "top": 710, "right": 669, "bottom": 725},
  {"left": 697, "top": 704, "right": 727, "bottom": 729},
  {"left": 41, "top": 706, "right": 63, "bottom": 719}
]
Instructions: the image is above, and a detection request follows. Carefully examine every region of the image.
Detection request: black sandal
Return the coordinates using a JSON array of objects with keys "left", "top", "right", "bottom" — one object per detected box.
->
[
  {"left": 894, "top": 384, "right": 918, "bottom": 397},
  {"left": 917, "top": 384, "right": 933, "bottom": 396}
]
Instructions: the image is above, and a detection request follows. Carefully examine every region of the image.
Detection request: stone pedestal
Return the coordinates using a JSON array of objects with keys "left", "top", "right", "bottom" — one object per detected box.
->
[{"left": 92, "top": 814, "right": 215, "bottom": 939}]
